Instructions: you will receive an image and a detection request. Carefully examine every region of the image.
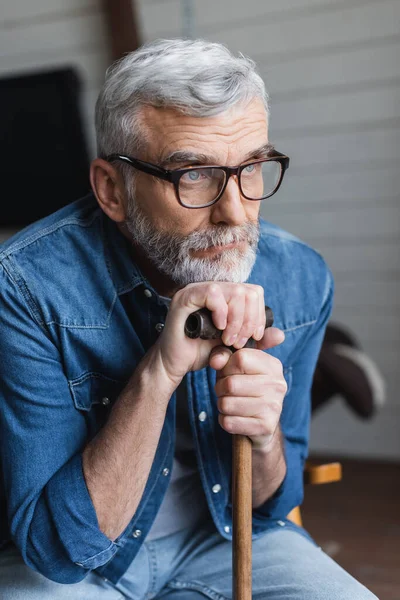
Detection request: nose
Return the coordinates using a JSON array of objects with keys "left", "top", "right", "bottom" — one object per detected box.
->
[{"left": 210, "top": 176, "right": 247, "bottom": 227}]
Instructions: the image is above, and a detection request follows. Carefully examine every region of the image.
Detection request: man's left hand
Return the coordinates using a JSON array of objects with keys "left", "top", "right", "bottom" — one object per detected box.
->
[{"left": 209, "top": 327, "right": 286, "bottom": 450}]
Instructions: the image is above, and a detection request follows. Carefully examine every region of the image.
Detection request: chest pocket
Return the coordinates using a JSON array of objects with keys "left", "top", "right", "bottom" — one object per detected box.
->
[{"left": 69, "top": 373, "right": 125, "bottom": 412}]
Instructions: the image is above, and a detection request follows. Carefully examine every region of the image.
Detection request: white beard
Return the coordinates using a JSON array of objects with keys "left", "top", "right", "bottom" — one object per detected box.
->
[{"left": 125, "top": 201, "right": 260, "bottom": 286}]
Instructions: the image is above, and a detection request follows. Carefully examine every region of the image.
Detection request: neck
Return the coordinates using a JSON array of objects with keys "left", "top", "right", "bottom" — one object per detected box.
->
[{"left": 127, "top": 239, "right": 181, "bottom": 299}]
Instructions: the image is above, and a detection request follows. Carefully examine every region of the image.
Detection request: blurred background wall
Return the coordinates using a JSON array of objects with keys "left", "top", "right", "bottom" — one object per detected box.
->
[{"left": 0, "top": 0, "right": 399, "bottom": 460}]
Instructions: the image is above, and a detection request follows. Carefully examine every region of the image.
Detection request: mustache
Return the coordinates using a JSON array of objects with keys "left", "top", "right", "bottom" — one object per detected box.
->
[{"left": 184, "top": 222, "right": 259, "bottom": 252}]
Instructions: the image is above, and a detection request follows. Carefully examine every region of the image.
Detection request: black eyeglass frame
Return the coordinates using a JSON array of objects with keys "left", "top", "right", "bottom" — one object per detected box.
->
[{"left": 106, "top": 151, "right": 290, "bottom": 209}]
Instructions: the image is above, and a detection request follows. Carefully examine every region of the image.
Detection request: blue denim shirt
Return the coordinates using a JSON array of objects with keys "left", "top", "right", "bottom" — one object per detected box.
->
[{"left": 0, "top": 194, "right": 333, "bottom": 584}]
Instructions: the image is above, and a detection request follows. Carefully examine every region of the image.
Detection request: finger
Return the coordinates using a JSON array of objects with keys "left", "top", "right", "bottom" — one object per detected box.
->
[
  {"left": 221, "top": 287, "right": 246, "bottom": 347},
  {"left": 215, "top": 373, "right": 286, "bottom": 397},
  {"left": 218, "top": 413, "right": 269, "bottom": 437},
  {"left": 255, "top": 327, "right": 285, "bottom": 351},
  {"left": 217, "top": 395, "right": 266, "bottom": 417},
  {"left": 253, "top": 285, "right": 266, "bottom": 341},
  {"left": 234, "top": 288, "right": 260, "bottom": 349},
  {"left": 171, "top": 282, "right": 228, "bottom": 332},
  {"left": 216, "top": 347, "right": 283, "bottom": 377},
  {"left": 209, "top": 346, "right": 232, "bottom": 372}
]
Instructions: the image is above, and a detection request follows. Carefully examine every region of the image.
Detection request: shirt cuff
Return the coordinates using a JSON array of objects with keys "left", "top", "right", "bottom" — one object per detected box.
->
[
  {"left": 41, "top": 453, "right": 119, "bottom": 569},
  {"left": 252, "top": 438, "right": 304, "bottom": 522}
]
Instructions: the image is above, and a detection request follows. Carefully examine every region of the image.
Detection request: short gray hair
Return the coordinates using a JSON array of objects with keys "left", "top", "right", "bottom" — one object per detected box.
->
[{"left": 95, "top": 38, "right": 269, "bottom": 160}]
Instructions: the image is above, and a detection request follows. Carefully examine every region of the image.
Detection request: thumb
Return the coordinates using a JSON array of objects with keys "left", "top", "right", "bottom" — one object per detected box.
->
[
  {"left": 209, "top": 345, "right": 232, "bottom": 372},
  {"left": 256, "top": 327, "right": 285, "bottom": 351}
]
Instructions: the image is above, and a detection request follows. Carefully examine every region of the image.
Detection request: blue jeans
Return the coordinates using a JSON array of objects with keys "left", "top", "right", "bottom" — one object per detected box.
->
[{"left": 0, "top": 519, "right": 377, "bottom": 599}]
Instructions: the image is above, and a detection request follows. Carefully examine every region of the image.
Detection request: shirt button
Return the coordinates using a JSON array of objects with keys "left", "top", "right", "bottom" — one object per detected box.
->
[
  {"left": 224, "top": 525, "right": 230, "bottom": 533},
  {"left": 132, "top": 529, "right": 142, "bottom": 538},
  {"left": 198, "top": 411, "right": 207, "bottom": 422},
  {"left": 276, "top": 520, "right": 286, "bottom": 527},
  {"left": 212, "top": 484, "right": 221, "bottom": 494},
  {"left": 101, "top": 397, "right": 110, "bottom": 406},
  {"left": 144, "top": 289, "right": 152, "bottom": 298},
  {"left": 162, "top": 468, "right": 170, "bottom": 476},
  {"left": 155, "top": 323, "right": 164, "bottom": 333}
]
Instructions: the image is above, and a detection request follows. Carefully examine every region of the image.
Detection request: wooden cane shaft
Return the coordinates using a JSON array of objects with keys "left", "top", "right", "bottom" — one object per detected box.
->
[{"left": 232, "top": 434, "right": 252, "bottom": 600}]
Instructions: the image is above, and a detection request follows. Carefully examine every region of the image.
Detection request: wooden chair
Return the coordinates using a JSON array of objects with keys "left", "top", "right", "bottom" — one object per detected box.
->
[{"left": 287, "top": 461, "right": 342, "bottom": 526}]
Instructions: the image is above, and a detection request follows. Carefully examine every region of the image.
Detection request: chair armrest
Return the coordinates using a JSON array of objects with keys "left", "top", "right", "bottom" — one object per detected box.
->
[{"left": 304, "top": 461, "right": 342, "bottom": 485}]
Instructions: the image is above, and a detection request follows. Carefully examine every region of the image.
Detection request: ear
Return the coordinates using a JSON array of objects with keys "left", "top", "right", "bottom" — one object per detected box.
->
[{"left": 90, "top": 158, "right": 128, "bottom": 223}]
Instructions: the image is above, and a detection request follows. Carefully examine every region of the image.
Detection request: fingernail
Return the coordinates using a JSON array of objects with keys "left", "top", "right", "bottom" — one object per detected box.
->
[
  {"left": 225, "top": 333, "right": 237, "bottom": 346},
  {"left": 212, "top": 349, "right": 226, "bottom": 360},
  {"left": 257, "top": 326, "right": 265, "bottom": 339},
  {"left": 237, "top": 337, "right": 247, "bottom": 348}
]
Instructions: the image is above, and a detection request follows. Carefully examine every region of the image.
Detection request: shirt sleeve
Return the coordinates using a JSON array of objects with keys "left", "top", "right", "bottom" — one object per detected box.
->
[
  {"left": 0, "top": 261, "right": 119, "bottom": 583},
  {"left": 253, "top": 264, "right": 334, "bottom": 523}
]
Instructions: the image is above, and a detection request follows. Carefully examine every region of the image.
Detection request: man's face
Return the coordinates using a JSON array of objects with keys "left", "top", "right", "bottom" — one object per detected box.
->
[{"left": 125, "top": 97, "right": 269, "bottom": 287}]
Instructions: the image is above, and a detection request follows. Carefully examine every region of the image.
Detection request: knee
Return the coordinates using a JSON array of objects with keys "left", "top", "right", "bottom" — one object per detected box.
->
[{"left": 321, "top": 579, "right": 379, "bottom": 600}]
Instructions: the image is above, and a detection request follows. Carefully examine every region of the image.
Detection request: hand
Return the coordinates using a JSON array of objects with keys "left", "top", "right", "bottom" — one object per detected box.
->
[
  {"left": 152, "top": 281, "right": 268, "bottom": 387},
  {"left": 209, "top": 328, "right": 286, "bottom": 450}
]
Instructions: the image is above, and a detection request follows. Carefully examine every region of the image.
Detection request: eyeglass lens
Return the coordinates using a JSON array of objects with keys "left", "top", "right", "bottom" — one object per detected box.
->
[{"left": 178, "top": 161, "right": 282, "bottom": 207}]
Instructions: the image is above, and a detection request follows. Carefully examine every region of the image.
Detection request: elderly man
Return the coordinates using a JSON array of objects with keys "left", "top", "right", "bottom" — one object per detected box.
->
[{"left": 0, "top": 39, "right": 376, "bottom": 599}]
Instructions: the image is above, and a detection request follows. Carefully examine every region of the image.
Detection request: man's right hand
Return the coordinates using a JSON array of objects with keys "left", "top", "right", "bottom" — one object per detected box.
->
[{"left": 151, "top": 281, "right": 267, "bottom": 387}]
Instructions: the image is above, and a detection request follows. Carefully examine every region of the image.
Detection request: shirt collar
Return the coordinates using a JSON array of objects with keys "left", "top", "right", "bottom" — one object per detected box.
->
[{"left": 100, "top": 208, "right": 146, "bottom": 296}]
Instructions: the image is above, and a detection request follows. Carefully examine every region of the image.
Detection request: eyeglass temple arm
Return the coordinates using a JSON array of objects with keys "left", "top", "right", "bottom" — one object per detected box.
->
[{"left": 106, "top": 154, "right": 172, "bottom": 181}]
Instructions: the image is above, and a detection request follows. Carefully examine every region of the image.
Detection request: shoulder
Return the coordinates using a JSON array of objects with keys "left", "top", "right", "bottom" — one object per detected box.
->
[
  {"left": 0, "top": 195, "right": 113, "bottom": 328},
  {"left": 0, "top": 194, "right": 101, "bottom": 262}
]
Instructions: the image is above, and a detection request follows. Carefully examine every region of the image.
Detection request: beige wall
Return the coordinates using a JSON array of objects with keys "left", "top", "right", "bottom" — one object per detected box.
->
[{"left": 1, "top": 0, "right": 399, "bottom": 458}]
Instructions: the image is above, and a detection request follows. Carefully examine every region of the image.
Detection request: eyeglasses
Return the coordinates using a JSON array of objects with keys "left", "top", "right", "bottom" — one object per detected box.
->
[{"left": 106, "top": 151, "right": 289, "bottom": 209}]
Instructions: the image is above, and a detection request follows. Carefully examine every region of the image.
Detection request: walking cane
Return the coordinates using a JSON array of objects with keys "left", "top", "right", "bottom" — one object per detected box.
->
[{"left": 185, "top": 306, "right": 274, "bottom": 600}]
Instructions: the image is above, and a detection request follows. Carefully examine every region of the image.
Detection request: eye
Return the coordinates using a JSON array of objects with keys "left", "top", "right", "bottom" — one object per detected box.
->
[
  {"left": 188, "top": 170, "right": 201, "bottom": 181},
  {"left": 243, "top": 164, "right": 256, "bottom": 173},
  {"left": 181, "top": 169, "right": 210, "bottom": 183}
]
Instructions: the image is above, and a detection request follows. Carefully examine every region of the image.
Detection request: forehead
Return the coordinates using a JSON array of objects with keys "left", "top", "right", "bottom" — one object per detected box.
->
[{"left": 139, "top": 98, "right": 269, "bottom": 164}]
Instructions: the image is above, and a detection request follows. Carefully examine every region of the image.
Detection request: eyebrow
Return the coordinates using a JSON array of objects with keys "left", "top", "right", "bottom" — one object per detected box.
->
[{"left": 160, "top": 142, "right": 275, "bottom": 168}]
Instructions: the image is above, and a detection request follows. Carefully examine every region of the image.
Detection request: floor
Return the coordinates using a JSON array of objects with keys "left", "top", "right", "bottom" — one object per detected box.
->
[{"left": 302, "top": 457, "right": 400, "bottom": 600}]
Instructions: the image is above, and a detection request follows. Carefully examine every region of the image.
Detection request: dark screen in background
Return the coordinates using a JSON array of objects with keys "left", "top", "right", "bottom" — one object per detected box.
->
[{"left": 0, "top": 67, "right": 91, "bottom": 227}]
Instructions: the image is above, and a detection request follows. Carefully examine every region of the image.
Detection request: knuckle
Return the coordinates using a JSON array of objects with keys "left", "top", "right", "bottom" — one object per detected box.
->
[
  {"left": 268, "top": 399, "right": 283, "bottom": 416},
  {"left": 219, "top": 414, "right": 233, "bottom": 433},
  {"left": 247, "top": 289, "right": 258, "bottom": 302},
  {"left": 170, "top": 287, "right": 185, "bottom": 307},
  {"left": 219, "top": 396, "right": 233, "bottom": 415},
  {"left": 234, "top": 350, "right": 248, "bottom": 371},
  {"left": 225, "top": 377, "right": 236, "bottom": 395},
  {"left": 207, "top": 283, "right": 221, "bottom": 296},
  {"left": 276, "top": 379, "right": 288, "bottom": 396},
  {"left": 250, "top": 284, "right": 264, "bottom": 299},
  {"left": 174, "top": 284, "right": 200, "bottom": 308},
  {"left": 233, "top": 286, "right": 245, "bottom": 299},
  {"left": 256, "top": 420, "right": 268, "bottom": 437}
]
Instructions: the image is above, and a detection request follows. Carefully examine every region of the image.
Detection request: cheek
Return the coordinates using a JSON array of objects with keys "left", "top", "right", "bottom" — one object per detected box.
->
[
  {"left": 244, "top": 200, "right": 261, "bottom": 222},
  {"left": 135, "top": 178, "right": 171, "bottom": 218},
  {"left": 136, "top": 177, "right": 207, "bottom": 233}
]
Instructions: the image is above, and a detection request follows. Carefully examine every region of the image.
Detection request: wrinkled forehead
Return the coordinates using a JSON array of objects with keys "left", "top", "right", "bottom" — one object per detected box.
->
[{"left": 138, "top": 98, "right": 269, "bottom": 166}]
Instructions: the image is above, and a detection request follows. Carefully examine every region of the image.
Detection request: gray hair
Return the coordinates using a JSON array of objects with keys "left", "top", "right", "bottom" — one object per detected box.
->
[{"left": 95, "top": 38, "right": 269, "bottom": 163}]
